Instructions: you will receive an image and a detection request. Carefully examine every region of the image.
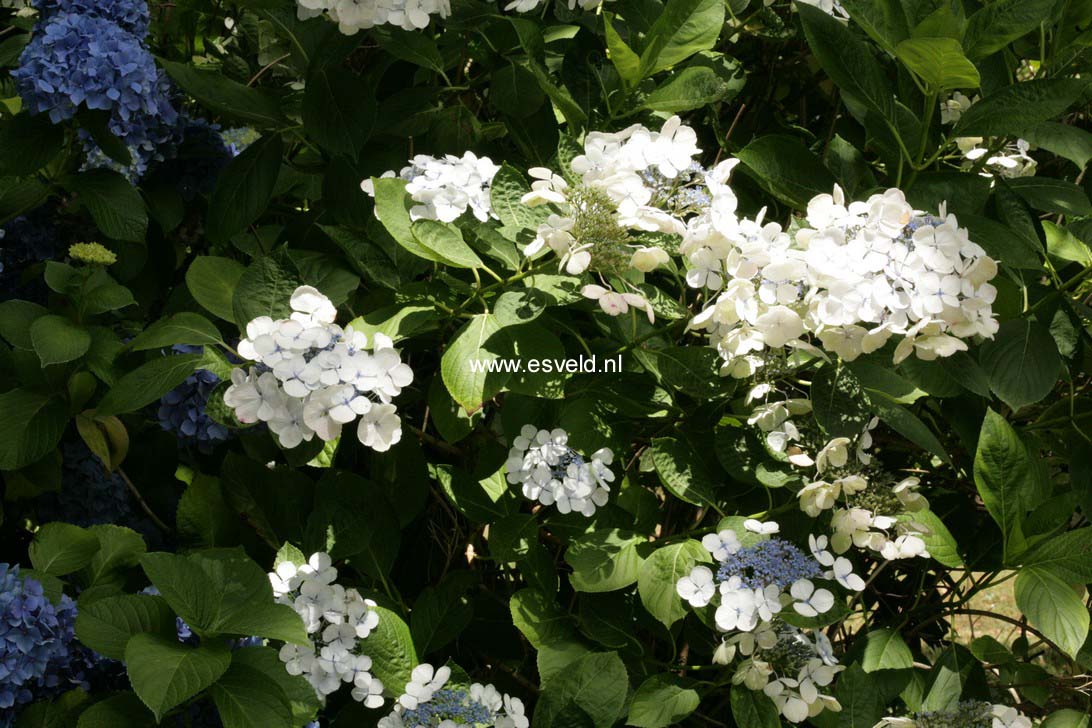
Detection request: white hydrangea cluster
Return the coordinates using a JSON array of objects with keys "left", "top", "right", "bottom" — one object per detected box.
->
[
  {"left": 223, "top": 286, "right": 413, "bottom": 452},
  {"left": 377, "top": 663, "right": 529, "bottom": 728},
  {"left": 745, "top": 387, "right": 933, "bottom": 561},
  {"left": 362, "top": 152, "right": 500, "bottom": 223},
  {"left": 504, "top": 425, "right": 615, "bottom": 516},
  {"left": 675, "top": 521, "right": 855, "bottom": 723},
  {"left": 270, "top": 552, "right": 385, "bottom": 706},
  {"left": 686, "top": 181, "right": 999, "bottom": 376},
  {"left": 522, "top": 115, "right": 703, "bottom": 320},
  {"left": 296, "top": 0, "right": 449, "bottom": 33}
]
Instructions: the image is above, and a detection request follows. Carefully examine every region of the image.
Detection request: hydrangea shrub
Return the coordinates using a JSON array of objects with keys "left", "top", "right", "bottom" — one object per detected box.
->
[{"left": 1, "top": 0, "right": 1091, "bottom": 726}]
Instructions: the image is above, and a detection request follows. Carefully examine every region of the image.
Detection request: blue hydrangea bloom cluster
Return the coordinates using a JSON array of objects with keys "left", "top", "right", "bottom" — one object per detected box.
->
[
  {"left": 148, "top": 117, "right": 233, "bottom": 201},
  {"left": 34, "top": 0, "right": 151, "bottom": 36},
  {"left": 0, "top": 564, "right": 81, "bottom": 723},
  {"left": 401, "top": 689, "right": 493, "bottom": 726},
  {"left": 41, "top": 442, "right": 136, "bottom": 527},
  {"left": 716, "top": 539, "right": 822, "bottom": 589},
  {"left": 158, "top": 348, "right": 230, "bottom": 452},
  {"left": 0, "top": 209, "right": 57, "bottom": 303},
  {"left": 38, "top": 442, "right": 162, "bottom": 548},
  {"left": 13, "top": 0, "right": 179, "bottom": 180}
]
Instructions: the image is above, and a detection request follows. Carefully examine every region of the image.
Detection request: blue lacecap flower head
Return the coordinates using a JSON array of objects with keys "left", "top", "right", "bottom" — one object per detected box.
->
[{"left": 716, "top": 538, "right": 822, "bottom": 589}]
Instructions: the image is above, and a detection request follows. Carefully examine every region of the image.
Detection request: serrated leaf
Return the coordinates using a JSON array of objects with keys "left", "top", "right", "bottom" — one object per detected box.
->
[{"left": 125, "top": 634, "right": 232, "bottom": 721}]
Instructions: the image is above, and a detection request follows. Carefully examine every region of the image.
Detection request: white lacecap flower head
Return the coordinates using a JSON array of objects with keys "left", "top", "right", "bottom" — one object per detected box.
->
[
  {"left": 505, "top": 425, "right": 614, "bottom": 516},
  {"left": 223, "top": 286, "right": 413, "bottom": 452}
]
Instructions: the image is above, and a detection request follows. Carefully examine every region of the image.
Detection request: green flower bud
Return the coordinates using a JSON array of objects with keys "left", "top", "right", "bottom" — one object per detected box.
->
[{"left": 68, "top": 242, "right": 117, "bottom": 266}]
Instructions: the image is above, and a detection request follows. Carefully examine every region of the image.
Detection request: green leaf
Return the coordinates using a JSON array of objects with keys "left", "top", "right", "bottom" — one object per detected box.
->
[
  {"left": 1020, "top": 528, "right": 1092, "bottom": 584},
  {"left": 373, "top": 28, "right": 445, "bottom": 73},
  {"left": 568, "top": 530, "right": 645, "bottom": 593},
  {"left": 410, "top": 570, "right": 478, "bottom": 655},
  {"left": 75, "top": 594, "right": 177, "bottom": 660},
  {"left": 140, "top": 550, "right": 309, "bottom": 644},
  {"left": 736, "top": 135, "right": 837, "bottom": 209},
  {"left": 67, "top": 170, "right": 148, "bottom": 243},
  {"left": 838, "top": 0, "right": 910, "bottom": 53},
  {"left": 643, "top": 53, "right": 746, "bottom": 113},
  {"left": 84, "top": 524, "right": 147, "bottom": 590},
  {"left": 605, "top": 14, "right": 641, "bottom": 87},
  {"left": 964, "top": 0, "right": 1058, "bottom": 60},
  {"left": 728, "top": 685, "right": 780, "bottom": 728},
  {"left": 490, "top": 63, "right": 546, "bottom": 118},
  {"left": 1044, "top": 221, "right": 1092, "bottom": 265},
  {"left": 902, "top": 510, "right": 963, "bottom": 567},
  {"left": 861, "top": 628, "right": 914, "bottom": 671},
  {"left": 220, "top": 453, "right": 313, "bottom": 549},
  {"left": 0, "top": 299, "right": 47, "bottom": 350},
  {"left": 812, "top": 365, "right": 872, "bottom": 438},
  {"left": 0, "top": 175, "right": 49, "bottom": 224},
  {"left": 29, "top": 522, "right": 100, "bottom": 576},
  {"left": 1014, "top": 566, "right": 1090, "bottom": 659},
  {"left": 431, "top": 464, "right": 514, "bottom": 523},
  {"left": 77, "top": 108, "right": 132, "bottom": 168},
  {"left": 125, "top": 634, "right": 232, "bottom": 722},
  {"left": 650, "top": 436, "right": 717, "bottom": 507},
  {"left": 979, "top": 320, "right": 1061, "bottom": 411},
  {"left": 637, "top": 0, "right": 725, "bottom": 78},
  {"left": 441, "top": 314, "right": 507, "bottom": 415},
  {"left": 833, "top": 663, "right": 888, "bottom": 726},
  {"left": 210, "top": 655, "right": 294, "bottom": 728},
  {"left": 974, "top": 409, "right": 1032, "bottom": 561},
  {"left": 371, "top": 177, "right": 448, "bottom": 262},
  {"left": 627, "top": 674, "right": 700, "bottom": 728},
  {"left": 1042, "top": 710, "right": 1091, "bottom": 728},
  {"left": 1008, "top": 177, "right": 1092, "bottom": 216},
  {"left": 302, "top": 66, "right": 374, "bottom": 156},
  {"left": 177, "top": 476, "right": 240, "bottom": 549},
  {"left": 129, "top": 313, "right": 223, "bottom": 351},
  {"left": 77, "top": 693, "right": 156, "bottom": 728},
  {"left": 1021, "top": 121, "right": 1092, "bottom": 170},
  {"left": 955, "top": 79, "right": 1092, "bottom": 137},
  {"left": 95, "top": 353, "right": 202, "bottom": 417},
  {"left": 637, "top": 540, "right": 709, "bottom": 628},
  {"left": 160, "top": 60, "right": 285, "bottom": 127},
  {"left": 208, "top": 135, "right": 283, "bottom": 244},
  {"left": 231, "top": 255, "right": 302, "bottom": 331},
  {"left": 961, "top": 214, "right": 1042, "bottom": 269},
  {"left": 489, "top": 164, "right": 545, "bottom": 235},
  {"left": 533, "top": 651, "right": 628, "bottom": 728},
  {"left": 368, "top": 605, "right": 417, "bottom": 695},
  {"left": 525, "top": 60, "right": 587, "bottom": 132},
  {"left": 225, "top": 647, "right": 321, "bottom": 726},
  {"left": 412, "top": 220, "right": 484, "bottom": 269},
  {"left": 186, "top": 256, "right": 247, "bottom": 323},
  {"left": 867, "top": 392, "right": 948, "bottom": 463},
  {"left": 30, "top": 315, "right": 90, "bottom": 366},
  {"left": 0, "top": 112, "right": 64, "bottom": 177},
  {"left": 0, "top": 389, "right": 68, "bottom": 471},
  {"left": 798, "top": 3, "right": 894, "bottom": 120},
  {"left": 895, "top": 37, "right": 980, "bottom": 91}
]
